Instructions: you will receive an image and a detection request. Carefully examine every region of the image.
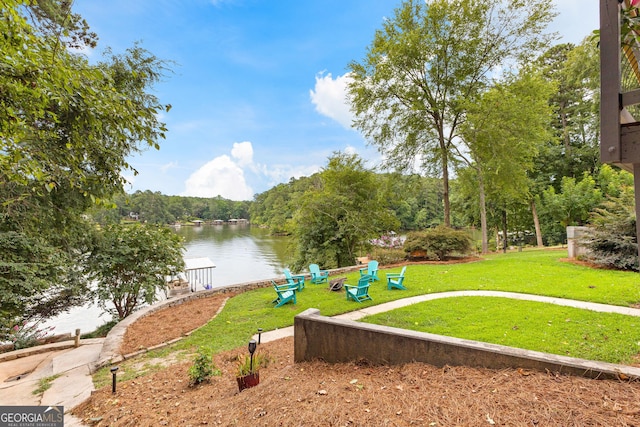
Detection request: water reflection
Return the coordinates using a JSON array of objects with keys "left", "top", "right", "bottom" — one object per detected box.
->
[{"left": 176, "top": 223, "right": 292, "bottom": 287}]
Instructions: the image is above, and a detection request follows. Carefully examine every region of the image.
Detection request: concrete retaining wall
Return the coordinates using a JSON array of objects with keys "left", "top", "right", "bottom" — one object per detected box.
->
[{"left": 294, "top": 308, "right": 640, "bottom": 381}]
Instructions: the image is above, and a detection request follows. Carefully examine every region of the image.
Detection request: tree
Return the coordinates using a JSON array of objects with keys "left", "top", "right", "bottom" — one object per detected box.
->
[
  {"left": 291, "top": 153, "right": 398, "bottom": 269},
  {"left": 0, "top": 0, "right": 173, "bottom": 327},
  {"left": 458, "top": 70, "right": 554, "bottom": 253},
  {"left": 539, "top": 173, "right": 603, "bottom": 244},
  {"left": 529, "top": 40, "right": 600, "bottom": 244},
  {"left": 348, "top": 0, "right": 556, "bottom": 227},
  {"left": 88, "top": 223, "right": 185, "bottom": 319}
]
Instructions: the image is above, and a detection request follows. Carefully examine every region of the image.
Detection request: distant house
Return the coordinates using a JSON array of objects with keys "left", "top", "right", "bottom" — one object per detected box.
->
[
  {"left": 192, "top": 220, "right": 204, "bottom": 226},
  {"left": 228, "top": 218, "right": 238, "bottom": 224},
  {"left": 212, "top": 219, "right": 224, "bottom": 225}
]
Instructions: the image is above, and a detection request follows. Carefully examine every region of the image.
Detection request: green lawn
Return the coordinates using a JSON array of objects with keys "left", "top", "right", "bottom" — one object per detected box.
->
[
  {"left": 94, "top": 248, "right": 640, "bottom": 384},
  {"left": 177, "top": 249, "right": 640, "bottom": 362},
  {"left": 361, "top": 296, "right": 640, "bottom": 364}
]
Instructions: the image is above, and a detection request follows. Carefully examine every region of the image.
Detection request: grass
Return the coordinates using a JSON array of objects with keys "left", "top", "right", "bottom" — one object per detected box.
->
[
  {"left": 361, "top": 296, "right": 640, "bottom": 364},
  {"left": 95, "top": 249, "right": 640, "bottom": 381},
  {"left": 178, "top": 249, "right": 640, "bottom": 354},
  {"left": 32, "top": 374, "right": 61, "bottom": 396}
]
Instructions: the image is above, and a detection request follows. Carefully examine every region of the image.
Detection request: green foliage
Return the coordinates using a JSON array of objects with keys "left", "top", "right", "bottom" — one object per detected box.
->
[
  {"left": 88, "top": 223, "right": 185, "bottom": 319},
  {"left": 235, "top": 352, "right": 268, "bottom": 376},
  {"left": 81, "top": 319, "right": 119, "bottom": 339},
  {"left": 33, "top": 374, "right": 61, "bottom": 396},
  {"left": 291, "top": 153, "right": 399, "bottom": 269},
  {"left": 9, "top": 321, "right": 55, "bottom": 350},
  {"left": 582, "top": 189, "right": 638, "bottom": 271},
  {"left": 0, "top": 1, "right": 175, "bottom": 330},
  {"left": 403, "top": 226, "right": 473, "bottom": 260},
  {"left": 348, "top": 0, "right": 556, "bottom": 226},
  {"left": 540, "top": 173, "right": 603, "bottom": 244},
  {"left": 369, "top": 247, "right": 406, "bottom": 265},
  {"left": 188, "top": 349, "right": 220, "bottom": 386},
  {"left": 91, "top": 191, "right": 251, "bottom": 225},
  {"left": 0, "top": 230, "right": 90, "bottom": 340}
]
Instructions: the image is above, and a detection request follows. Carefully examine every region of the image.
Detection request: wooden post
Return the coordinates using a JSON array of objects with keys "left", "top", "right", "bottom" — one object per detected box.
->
[
  {"left": 600, "top": 0, "right": 621, "bottom": 164},
  {"left": 74, "top": 328, "right": 80, "bottom": 347}
]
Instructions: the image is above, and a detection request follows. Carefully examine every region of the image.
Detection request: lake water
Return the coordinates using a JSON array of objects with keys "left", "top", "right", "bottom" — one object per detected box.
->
[
  {"left": 177, "top": 223, "right": 291, "bottom": 287},
  {"left": 42, "top": 223, "right": 291, "bottom": 335}
]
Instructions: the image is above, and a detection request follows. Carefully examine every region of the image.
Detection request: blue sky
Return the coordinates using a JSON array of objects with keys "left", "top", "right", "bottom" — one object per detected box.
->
[{"left": 72, "top": 0, "right": 599, "bottom": 201}]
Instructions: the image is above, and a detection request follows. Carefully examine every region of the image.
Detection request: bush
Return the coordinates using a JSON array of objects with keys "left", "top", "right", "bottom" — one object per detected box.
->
[
  {"left": 188, "top": 349, "right": 220, "bottom": 386},
  {"left": 403, "top": 226, "right": 473, "bottom": 260},
  {"left": 82, "top": 319, "right": 119, "bottom": 339},
  {"left": 582, "top": 192, "right": 638, "bottom": 271},
  {"left": 10, "top": 321, "right": 55, "bottom": 350},
  {"left": 369, "top": 247, "right": 406, "bottom": 265}
]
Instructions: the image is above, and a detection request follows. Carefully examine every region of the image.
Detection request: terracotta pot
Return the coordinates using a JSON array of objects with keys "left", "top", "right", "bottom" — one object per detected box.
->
[{"left": 236, "top": 372, "right": 260, "bottom": 391}]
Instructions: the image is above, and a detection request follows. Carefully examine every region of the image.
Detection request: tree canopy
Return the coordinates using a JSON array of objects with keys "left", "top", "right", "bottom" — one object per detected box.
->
[
  {"left": 348, "top": 0, "right": 556, "bottom": 227},
  {"left": 0, "top": 0, "right": 174, "bottom": 336}
]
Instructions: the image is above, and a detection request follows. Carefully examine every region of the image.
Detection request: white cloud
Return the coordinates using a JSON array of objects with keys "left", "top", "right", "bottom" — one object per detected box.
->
[
  {"left": 231, "top": 141, "right": 253, "bottom": 167},
  {"left": 183, "top": 146, "right": 254, "bottom": 200},
  {"left": 310, "top": 72, "right": 354, "bottom": 129}
]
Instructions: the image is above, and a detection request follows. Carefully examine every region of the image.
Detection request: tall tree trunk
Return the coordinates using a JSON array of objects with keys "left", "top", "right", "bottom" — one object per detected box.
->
[
  {"left": 531, "top": 199, "right": 544, "bottom": 247},
  {"left": 501, "top": 209, "right": 508, "bottom": 253},
  {"left": 478, "top": 170, "right": 488, "bottom": 254},
  {"left": 441, "top": 145, "right": 451, "bottom": 227}
]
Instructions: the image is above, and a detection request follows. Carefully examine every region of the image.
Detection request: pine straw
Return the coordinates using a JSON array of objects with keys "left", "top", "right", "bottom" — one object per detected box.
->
[
  {"left": 119, "top": 293, "right": 229, "bottom": 355},
  {"left": 74, "top": 337, "right": 640, "bottom": 426}
]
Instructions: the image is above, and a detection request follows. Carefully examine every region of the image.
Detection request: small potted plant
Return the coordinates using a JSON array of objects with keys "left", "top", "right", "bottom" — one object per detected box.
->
[{"left": 236, "top": 339, "right": 261, "bottom": 392}]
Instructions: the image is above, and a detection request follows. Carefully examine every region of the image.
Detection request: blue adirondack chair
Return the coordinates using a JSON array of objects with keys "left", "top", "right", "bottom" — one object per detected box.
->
[
  {"left": 309, "top": 264, "right": 329, "bottom": 284},
  {"left": 386, "top": 266, "right": 407, "bottom": 290},
  {"left": 345, "top": 276, "right": 372, "bottom": 303},
  {"left": 272, "top": 281, "right": 297, "bottom": 307},
  {"left": 283, "top": 268, "right": 305, "bottom": 291},
  {"left": 359, "top": 260, "right": 380, "bottom": 282}
]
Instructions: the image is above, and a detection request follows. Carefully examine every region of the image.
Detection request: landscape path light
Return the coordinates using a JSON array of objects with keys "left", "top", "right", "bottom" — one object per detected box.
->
[
  {"left": 248, "top": 339, "right": 257, "bottom": 372},
  {"left": 110, "top": 366, "right": 119, "bottom": 394}
]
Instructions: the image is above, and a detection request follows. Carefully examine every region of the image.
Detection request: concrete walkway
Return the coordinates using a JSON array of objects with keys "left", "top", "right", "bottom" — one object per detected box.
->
[
  {"left": 3, "top": 291, "right": 640, "bottom": 426},
  {"left": 0, "top": 339, "right": 104, "bottom": 426},
  {"left": 255, "top": 290, "right": 640, "bottom": 342}
]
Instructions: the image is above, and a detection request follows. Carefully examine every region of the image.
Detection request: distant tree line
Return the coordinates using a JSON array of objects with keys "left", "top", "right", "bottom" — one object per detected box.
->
[{"left": 90, "top": 191, "right": 251, "bottom": 225}]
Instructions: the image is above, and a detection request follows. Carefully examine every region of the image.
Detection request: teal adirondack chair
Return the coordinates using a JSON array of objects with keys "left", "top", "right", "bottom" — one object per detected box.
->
[
  {"left": 309, "top": 264, "right": 329, "bottom": 284},
  {"left": 283, "top": 268, "right": 305, "bottom": 291},
  {"left": 272, "top": 281, "right": 297, "bottom": 307},
  {"left": 345, "top": 276, "right": 372, "bottom": 303},
  {"left": 386, "top": 266, "right": 407, "bottom": 290},
  {"left": 359, "top": 260, "right": 379, "bottom": 282}
]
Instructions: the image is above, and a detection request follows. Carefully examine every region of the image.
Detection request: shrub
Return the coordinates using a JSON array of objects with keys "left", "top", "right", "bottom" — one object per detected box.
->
[
  {"left": 369, "top": 247, "right": 406, "bottom": 265},
  {"left": 188, "top": 349, "right": 220, "bottom": 386},
  {"left": 403, "top": 226, "right": 473, "bottom": 260},
  {"left": 582, "top": 192, "right": 638, "bottom": 271},
  {"left": 10, "top": 321, "right": 55, "bottom": 350},
  {"left": 82, "top": 319, "right": 119, "bottom": 339}
]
